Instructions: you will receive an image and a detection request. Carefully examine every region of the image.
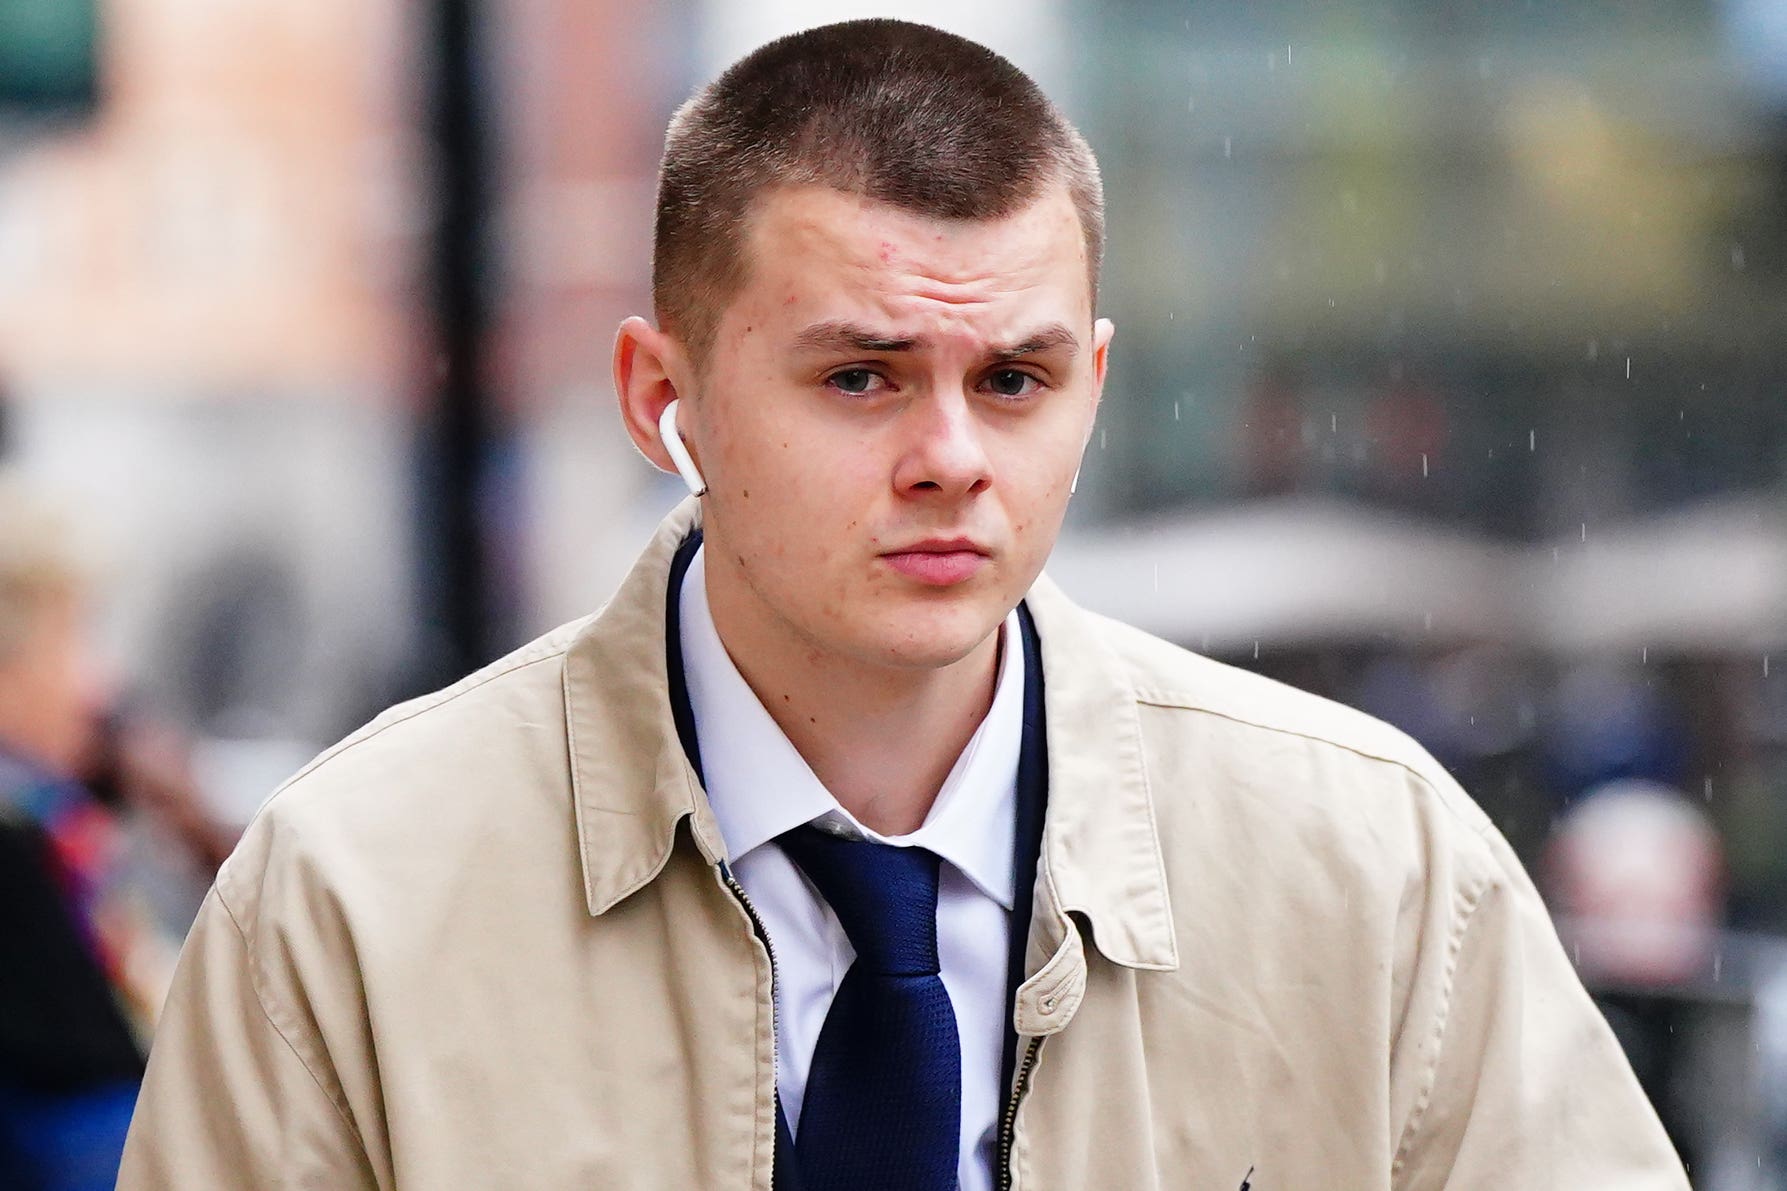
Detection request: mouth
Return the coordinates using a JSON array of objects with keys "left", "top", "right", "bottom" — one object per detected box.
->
[{"left": 878, "top": 537, "right": 991, "bottom": 587}]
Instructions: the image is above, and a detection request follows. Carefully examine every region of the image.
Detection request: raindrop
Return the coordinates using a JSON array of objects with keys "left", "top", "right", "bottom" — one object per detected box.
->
[
  {"left": 1421, "top": 453, "right": 1429, "bottom": 478},
  {"left": 1253, "top": 640, "right": 1260, "bottom": 659},
  {"left": 1642, "top": 646, "right": 1648, "bottom": 664},
  {"left": 1529, "top": 429, "right": 1536, "bottom": 452},
  {"left": 1714, "top": 953, "right": 1723, "bottom": 982},
  {"left": 1766, "top": 655, "right": 1772, "bottom": 678},
  {"left": 1173, "top": 401, "right": 1181, "bottom": 421},
  {"left": 1580, "top": 522, "right": 1587, "bottom": 542},
  {"left": 1705, "top": 777, "right": 1714, "bottom": 802},
  {"left": 1423, "top": 611, "right": 1433, "bottom": 631},
  {"left": 1625, "top": 356, "right": 1632, "bottom": 380},
  {"left": 1099, "top": 429, "right": 1107, "bottom": 450},
  {"left": 1732, "top": 244, "right": 1746, "bottom": 270},
  {"left": 1223, "top": 136, "right": 1233, "bottom": 159},
  {"left": 1187, "top": 96, "right": 1197, "bottom": 114},
  {"left": 1331, "top": 412, "right": 1337, "bottom": 433}
]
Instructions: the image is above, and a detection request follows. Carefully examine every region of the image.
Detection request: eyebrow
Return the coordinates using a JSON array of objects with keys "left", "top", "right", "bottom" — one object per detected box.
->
[
  {"left": 792, "top": 321, "right": 917, "bottom": 354},
  {"left": 997, "top": 324, "right": 1081, "bottom": 359},
  {"left": 791, "top": 320, "right": 1081, "bottom": 361}
]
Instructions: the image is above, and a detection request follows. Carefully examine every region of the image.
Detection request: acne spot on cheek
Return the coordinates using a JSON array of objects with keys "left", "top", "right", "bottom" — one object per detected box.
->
[{"left": 742, "top": 488, "right": 750, "bottom": 499}]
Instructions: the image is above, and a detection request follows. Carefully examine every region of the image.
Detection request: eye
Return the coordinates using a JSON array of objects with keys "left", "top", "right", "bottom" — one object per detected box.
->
[
  {"left": 826, "top": 368, "right": 885, "bottom": 396},
  {"left": 983, "top": 368, "right": 1042, "bottom": 399}
]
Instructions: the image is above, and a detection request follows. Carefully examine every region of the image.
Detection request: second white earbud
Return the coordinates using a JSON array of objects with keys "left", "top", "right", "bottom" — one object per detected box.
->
[
  {"left": 1071, "top": 421, "right": 1096, "bottom": 496},
  {"left": 658, "top": 399, "right": 708, "bottom": 498}
]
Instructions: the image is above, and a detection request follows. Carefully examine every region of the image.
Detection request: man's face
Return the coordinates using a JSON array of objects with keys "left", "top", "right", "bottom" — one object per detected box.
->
[
  {"left": 0, "top": 590, "right": 109, "bottom": 778},
  {"left": 690, "top": 182, "right": 1112, "bottom": 671}
]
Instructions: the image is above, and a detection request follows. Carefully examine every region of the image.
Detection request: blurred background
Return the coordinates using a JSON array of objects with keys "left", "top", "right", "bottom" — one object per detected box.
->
[{"left": 1, "top": 0, "right": 1783, "bottom": 1185}]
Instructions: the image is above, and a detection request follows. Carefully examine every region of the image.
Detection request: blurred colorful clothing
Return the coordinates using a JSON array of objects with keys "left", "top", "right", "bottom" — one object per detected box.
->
[{"left": 0, "top": 750, "right": 144, "bottom": 1190}]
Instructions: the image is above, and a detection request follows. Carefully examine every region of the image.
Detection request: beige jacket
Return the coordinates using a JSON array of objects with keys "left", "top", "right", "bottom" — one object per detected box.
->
[{"left": 120, "top": 499, "right": 1686, "bottom": 1190}]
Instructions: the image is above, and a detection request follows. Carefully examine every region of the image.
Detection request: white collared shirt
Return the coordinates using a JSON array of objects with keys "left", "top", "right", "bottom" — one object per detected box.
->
[{"left": 678, "top": 545, "right": 1022, "bottom": 1191}]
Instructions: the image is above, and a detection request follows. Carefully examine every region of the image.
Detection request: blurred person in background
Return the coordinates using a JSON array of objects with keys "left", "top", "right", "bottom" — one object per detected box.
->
[
  {"left": 0, "top": 475, "right": 143, "bottom": 1191},
  {"left": 0, "top": 472, "right": 233, "bottom": 1191},
  {"left": 122, "top": 19, "right": 1684, "bottom": 1190}
]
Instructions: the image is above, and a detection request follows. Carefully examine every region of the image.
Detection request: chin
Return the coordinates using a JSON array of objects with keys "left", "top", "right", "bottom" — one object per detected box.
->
[{"left": 853, "top": 599, "right": 1008, "bottom": 672}]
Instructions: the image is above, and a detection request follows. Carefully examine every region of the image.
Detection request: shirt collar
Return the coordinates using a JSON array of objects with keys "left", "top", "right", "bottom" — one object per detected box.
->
[{"left": 678, "top": 544, "right": 1021, "bottom": 910}]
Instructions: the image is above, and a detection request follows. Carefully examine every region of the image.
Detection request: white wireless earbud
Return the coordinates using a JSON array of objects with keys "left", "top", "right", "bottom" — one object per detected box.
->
[
  {"left": 1071, "top": 422, "right": 1095, "bottom": 496},
  {"left": 657, "top": 399, "right": 707, "bottom": 497}
]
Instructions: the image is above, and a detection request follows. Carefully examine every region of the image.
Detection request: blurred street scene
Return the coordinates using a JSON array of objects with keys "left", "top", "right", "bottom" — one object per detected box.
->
[{"left": 3, "top": 0, "right": 1786, "bottom": 1185}]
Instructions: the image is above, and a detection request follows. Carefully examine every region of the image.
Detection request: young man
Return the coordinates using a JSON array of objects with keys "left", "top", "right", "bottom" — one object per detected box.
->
[{"left": 121, "top": 20, "right": 1686, "bottom": 1190}]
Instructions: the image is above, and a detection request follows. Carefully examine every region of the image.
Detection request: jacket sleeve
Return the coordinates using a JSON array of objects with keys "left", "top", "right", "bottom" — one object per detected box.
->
[
  {"left": 117, "top": 887, "right": 379, "bottom": 1190},
  {"left": 1390, "top": 822, "right": 1690, "bottom": 1191}
]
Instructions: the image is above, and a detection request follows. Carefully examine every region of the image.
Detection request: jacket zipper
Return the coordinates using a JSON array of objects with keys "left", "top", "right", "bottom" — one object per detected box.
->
[
  {"left": 719, "top": 865, "right": 782, "bottom": 1187},
  {"left": 997, "top": 1034, "right": 1044, "bottom": 1191}
]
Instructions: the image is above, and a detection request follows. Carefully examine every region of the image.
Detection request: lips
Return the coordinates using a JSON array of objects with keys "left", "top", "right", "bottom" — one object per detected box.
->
[{"left": 879, "top": 538, "right": 990, "bottom": 586}]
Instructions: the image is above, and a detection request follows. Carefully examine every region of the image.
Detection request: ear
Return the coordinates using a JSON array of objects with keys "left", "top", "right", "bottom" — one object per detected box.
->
[
  {"left": 1090, "top": 317, "right": 1115, "bottom": 419},
  {"left": 614, "top": 316, "right": 697, "bottom": 477},
  {"left": 1072, "top": 318, "right": 1115, "bottom": 497}
]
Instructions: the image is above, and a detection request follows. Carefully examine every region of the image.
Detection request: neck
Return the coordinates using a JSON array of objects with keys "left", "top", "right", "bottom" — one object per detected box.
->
[{"left": 702, "top": 556, "right": 1002, "bottom": 837}]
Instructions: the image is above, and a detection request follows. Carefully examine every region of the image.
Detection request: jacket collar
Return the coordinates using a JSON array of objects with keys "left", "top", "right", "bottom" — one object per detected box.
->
[
  {"left": 1022, "top": 576, "right": 1179, "bottom": 972},
  {"left": 561, "top": 497, "right": 1178, "bottom": 973}
]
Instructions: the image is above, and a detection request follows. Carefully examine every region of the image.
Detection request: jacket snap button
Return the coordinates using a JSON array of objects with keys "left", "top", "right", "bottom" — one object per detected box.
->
[{"left": 1041, "top": 994, "right": 1058, "bottom": 1011}]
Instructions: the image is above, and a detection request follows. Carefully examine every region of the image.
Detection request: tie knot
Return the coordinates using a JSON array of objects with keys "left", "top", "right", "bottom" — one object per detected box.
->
[{"left": 778, "top": 825, "right": 943, "bottom": 976}]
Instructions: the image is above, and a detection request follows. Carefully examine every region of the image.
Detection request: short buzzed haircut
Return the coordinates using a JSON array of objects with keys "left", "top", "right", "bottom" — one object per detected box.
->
[{"left": 653, "top": 19, "right": 1104, "bottom": 364}]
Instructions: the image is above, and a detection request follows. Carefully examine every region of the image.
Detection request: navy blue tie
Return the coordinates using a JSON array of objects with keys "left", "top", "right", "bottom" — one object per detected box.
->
[{"left": 778, "top": 824, "right": 961, "bottom": 1191}]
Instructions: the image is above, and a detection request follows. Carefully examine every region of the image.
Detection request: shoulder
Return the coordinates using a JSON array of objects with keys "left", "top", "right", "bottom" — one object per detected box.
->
[
  {"left": 1079, "top": 607, "right": 1502, "bottom": 868},
  {"left": 1096, "top": 612, "right": 1438, "bottom": 768},
  {"left": 213, "top": 617, "right": 594, "bottom": 930}
]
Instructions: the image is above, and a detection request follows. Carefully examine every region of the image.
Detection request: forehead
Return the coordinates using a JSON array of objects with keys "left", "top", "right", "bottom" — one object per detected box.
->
[{"left": 734, "top": 184, "right": 1092, "bottom": 339}]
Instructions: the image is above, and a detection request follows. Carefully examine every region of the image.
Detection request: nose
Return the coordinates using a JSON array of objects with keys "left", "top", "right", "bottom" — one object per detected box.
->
[{"left": 892, "top": 391, "right": 992, "bottom": 500}]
